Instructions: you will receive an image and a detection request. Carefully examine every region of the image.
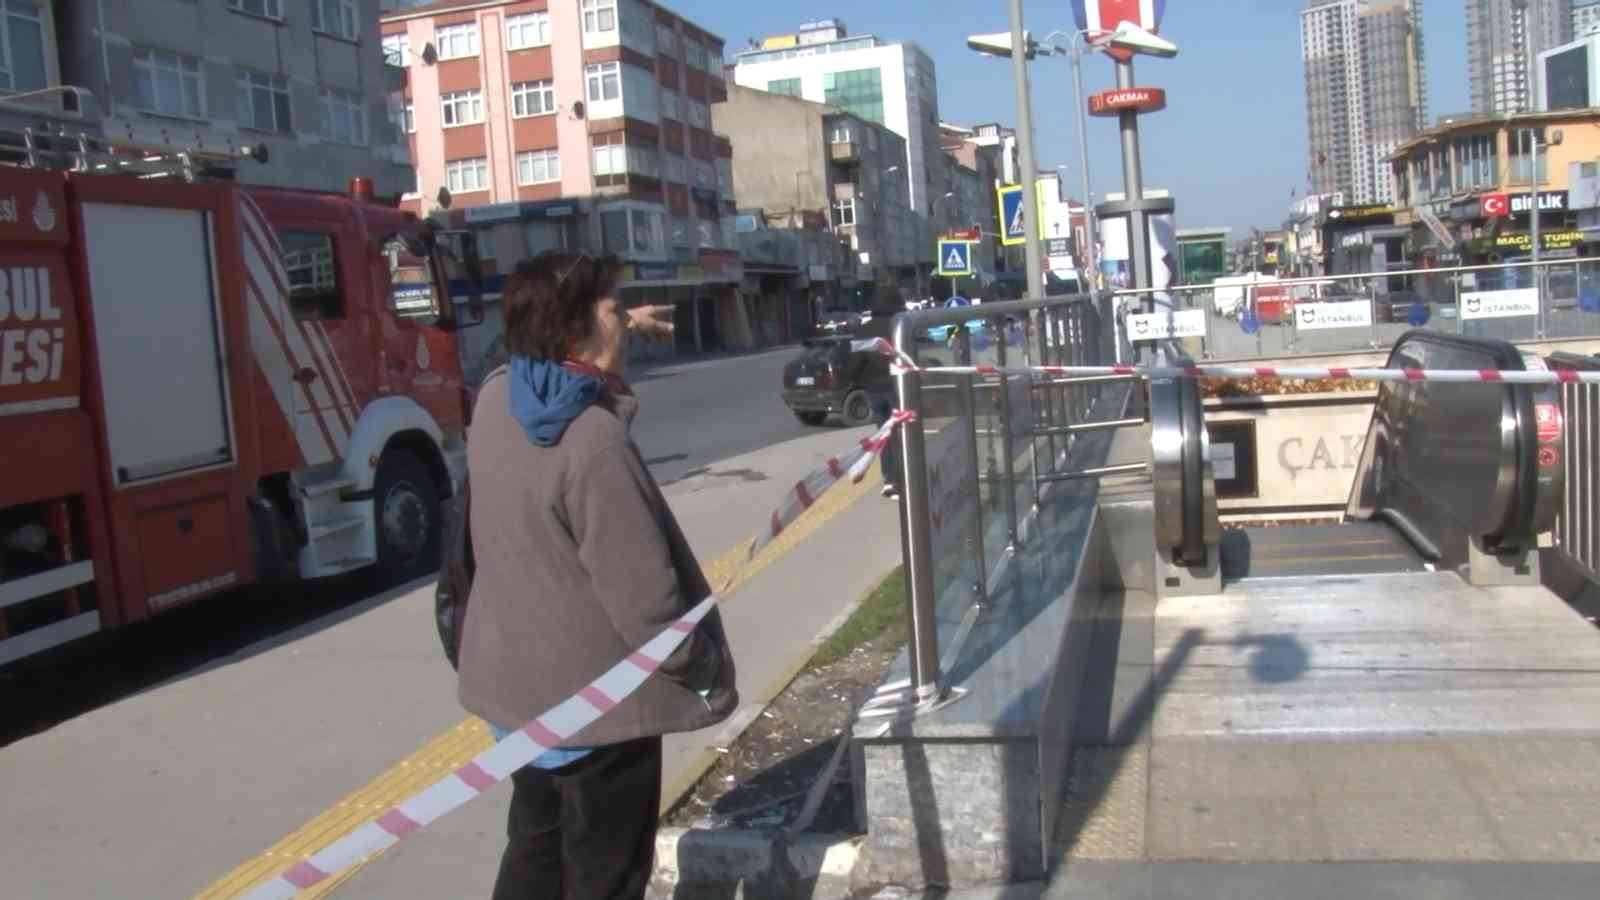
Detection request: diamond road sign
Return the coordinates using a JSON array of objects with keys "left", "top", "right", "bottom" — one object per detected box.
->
[{"left": 937, "top": 239, "right": 974, "bottom": 276}]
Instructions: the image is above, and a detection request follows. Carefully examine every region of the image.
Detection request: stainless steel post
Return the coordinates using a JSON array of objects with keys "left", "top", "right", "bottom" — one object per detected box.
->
[
  {"left": 1455, "top": 271, "right": 1464, "bottom": 335},
  {"left": 1369, "top": 274, "right": 1380, "bottom": 349},
  {"left": 1009, "top": 0, "right": 1045, "bottom": 299},
  {"left": 1116, "top": 59, "right": 1150, "bottom": 294},
  {"left": 893, "top": 318, "right": 943, "bottom": 703},
  {"left": 1036, "top": 309, "right": 1059, "bottom": 474},
  {"left": 994, "top": 314, "right": 1021, "bottom": 547},
  {"left": 959, "top": 328, "right": 989, "bottom": 605},
  {"left": 1075, "top": 36, "right": 1100, "bottom": 304},
  {"left": 1530, "top": 129, "right": 1545, "bottom": 338}
]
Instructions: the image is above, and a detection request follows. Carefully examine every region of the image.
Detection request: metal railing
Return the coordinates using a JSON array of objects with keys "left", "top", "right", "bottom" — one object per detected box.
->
[
  {"left": 888, "top": 291, "right": 1135, "bottom": 709},
  {"left": 1550, "top": 352, "right": 1600, "bottom": 583},
  {"left": 1109, "top": 257, "right": 1600, "bottom": 362}
]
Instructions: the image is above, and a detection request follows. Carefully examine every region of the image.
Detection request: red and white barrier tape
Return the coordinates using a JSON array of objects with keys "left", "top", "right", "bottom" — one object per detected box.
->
[
  {"left": 746, "top": 409, "right": 917, "bottom": 561},
  {"left": 244, "top": 408, "right": 915, "bottom": 899},
  {"left": 883, "top": 358, "right": 1600, "bottom": 386}
]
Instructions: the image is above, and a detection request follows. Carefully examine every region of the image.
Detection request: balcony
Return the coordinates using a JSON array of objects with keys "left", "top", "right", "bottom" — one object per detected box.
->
[{"left": 829, "top": 140, "right": 860, "bottom": 165}]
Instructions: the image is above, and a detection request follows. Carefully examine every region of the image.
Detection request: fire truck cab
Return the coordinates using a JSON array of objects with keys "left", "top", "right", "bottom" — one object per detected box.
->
[{"left": 0, "top": 134, "right": 481, "bottom": 666}]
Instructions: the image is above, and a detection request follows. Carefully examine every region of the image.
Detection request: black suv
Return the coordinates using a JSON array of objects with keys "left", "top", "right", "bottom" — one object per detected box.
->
[{"left": 781, "top": 337, "right": 890, "bottom": 426}]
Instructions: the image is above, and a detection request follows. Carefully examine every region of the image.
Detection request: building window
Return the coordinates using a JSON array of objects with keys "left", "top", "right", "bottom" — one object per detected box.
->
[
  {"left": 824, "top": 67, "right": 883, "bottom": 124},
  {"left": 441, "top": 89, "right": 485, "bottom": 126},
  {"left": 600, "top": 207, "right": 664, "bottom": 255},
  {"left": 229, "top": 0, "right": 284, "bottom": 20},
  {"left": 382, "top": 33, "right": 408, "bottom": 67},
  {"left": 517, "top": 148, "right": 560, "bottom": 185},
  {"left": 829, "top": 123, "right": 854, "bottom": 144},
  {"left": 235, "top": 71, "right": 292, "bottom": 133},
  {"left": 582, "top": 0, "right": 617, "bottom": 34},
  {"left": 832, "top": 198, "right": 856, "bottom": 227},
  {"left": 656, "top": 23, "right": 676, "bottom": 55},
  {"left": 132, "top": 49, "right": 206, "bottom": 119},
  {"left": 687, "top": 99, "right": 709, "bottom": 129},
  {"left": 585, "top": 61, "right": 620, "bottom": 102},
  {"left": 388, "top": 96, "right": 414, "bottom": 134},
  {"left": 313, "top": 0, "right": 358, "bottom": 41},
  {"left": 0, "top": 0, "right": 47, "bottom": 93},
  {"left": 279, "top": 231, "right": 344, "bottom": 321},
  {"left": 319, "top": 88, "right": 368, "bottom": 145},
  {"left": 506, "top": 12, "right": 551, "bottom": 50},
  {"left": 511, "top": 80, "right": 555, "bottom": 117},
  {"left": 660, "top": 89, "right": 681, "bottom": 121},
  {"left": 446, "top": 157, "right": 490, "bottom": 193},
  {"left": 665, "top": 152, "right": 686, "bottom": 183},
  {"left": 435, "top": 23, "right": 479, "bottom": 59},
  {"left": 593, "top": 143, "right": 626, "bottom": 176},
  {"left": 767, "top": 77, "right": 801, "bottom": 97},
  {"left": 684, "top": 40, "right": 707, "bottom": 70}
]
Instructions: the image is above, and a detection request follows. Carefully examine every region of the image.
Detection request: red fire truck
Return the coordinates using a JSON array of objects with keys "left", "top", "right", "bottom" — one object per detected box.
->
[{"left": 0, "top": 139, "right": 480, "bottom": 666}]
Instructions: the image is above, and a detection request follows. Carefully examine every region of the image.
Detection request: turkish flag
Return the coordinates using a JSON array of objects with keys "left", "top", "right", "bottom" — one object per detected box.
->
[{"left": 1480, "top": 193, "right": 1510, "bottom": 218}]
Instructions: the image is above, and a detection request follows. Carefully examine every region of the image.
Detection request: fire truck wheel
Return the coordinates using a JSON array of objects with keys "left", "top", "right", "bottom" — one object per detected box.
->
[{"left": 373, "top": 449, "right": 442, "bottom": 584}]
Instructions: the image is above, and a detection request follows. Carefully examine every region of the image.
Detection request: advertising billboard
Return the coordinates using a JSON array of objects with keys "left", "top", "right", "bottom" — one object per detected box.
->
[{"left": 1178, "top": 238, "right": 1227, "bottom": 285}]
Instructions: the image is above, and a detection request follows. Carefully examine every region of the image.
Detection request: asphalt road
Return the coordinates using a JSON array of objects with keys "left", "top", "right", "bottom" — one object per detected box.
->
[{"left": 630, "top": 345, "right": 813, "bottom": 485}]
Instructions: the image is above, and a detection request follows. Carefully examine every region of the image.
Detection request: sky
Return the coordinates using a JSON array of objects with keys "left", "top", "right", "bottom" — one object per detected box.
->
[{"left": 668, "top": 0, "right": 1473, "bottom": 236}]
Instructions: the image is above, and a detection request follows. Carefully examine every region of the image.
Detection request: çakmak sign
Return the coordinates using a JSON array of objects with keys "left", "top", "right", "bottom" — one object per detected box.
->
[{"left": 1088, "top": 87, "right": 1167, "bottom": 116}]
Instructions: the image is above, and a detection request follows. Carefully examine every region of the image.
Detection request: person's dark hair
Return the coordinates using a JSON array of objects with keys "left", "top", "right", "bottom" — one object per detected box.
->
[{"left": 501, "top": 251, "right": 624, "bottom": 360}]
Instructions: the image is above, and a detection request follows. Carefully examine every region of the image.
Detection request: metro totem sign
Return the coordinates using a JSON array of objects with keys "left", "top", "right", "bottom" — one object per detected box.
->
[{"left": 1072, "top": 0, "right": 1168, "bottom": 62}]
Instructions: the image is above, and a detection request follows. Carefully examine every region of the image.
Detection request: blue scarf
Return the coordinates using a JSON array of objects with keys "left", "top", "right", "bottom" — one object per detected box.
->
[{"left": 507, "top": 355, "right": 602, "bottom": 447}]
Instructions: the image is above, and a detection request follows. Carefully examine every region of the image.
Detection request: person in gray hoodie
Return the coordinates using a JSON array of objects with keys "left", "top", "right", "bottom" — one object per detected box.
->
[{"left": 459, "top": 251, "right": 738, "bottom": 899}]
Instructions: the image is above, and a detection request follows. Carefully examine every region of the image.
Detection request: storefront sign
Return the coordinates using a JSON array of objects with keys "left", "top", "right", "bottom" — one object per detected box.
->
[
  {"left": 463, "top": 200, "right": 577, "bottom": 224},
  {"left": 1326, "top": 204, "right": 1394, "bottom": 222},
  {"left": 1510, "top": 191, "right": 1568, "bottom": 214},
  {"left": 1461, "top": 288, "right": 1539, "bottom": 320},
  {"left": 632, "top": 262, "right": 678, "bottom": 281},
  {"left": 1207, "top": 396, "right": 1375, "bottom": 512},
  {"left": 1125, "top": 308, "right": 1206, "bottom": 341},
  {"left": 1088, "top": 87, "right": 1167, "bottom": 117},
  {"left": 1493, "top": 229, "right": 1585, "bottom": 251},
  {"left": 1294, "top": 299, "right": 1373, "bottom": 331},
  {"left": 808, "top": 264, "right": 830, "bottom": 281}
]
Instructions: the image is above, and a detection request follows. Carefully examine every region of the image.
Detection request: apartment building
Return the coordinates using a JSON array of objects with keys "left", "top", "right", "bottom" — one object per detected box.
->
[
  {"left": 1300, "top": 0, "right": 1428, "bottom": 205},
  {"left": 715, "top": 84, "right": 916, "bottom": 308},
  {"left": 1, "top": 0, "right": 410, "bottom": 196},
  {"left": 380, "top": 0, "right": 745, "bottom": 362},
  {"left": 729, "top": 20, "right": 942, "bottom": 223},
  {"left": 1467, "top": 0, "right": 1572, "bottom": 114}
]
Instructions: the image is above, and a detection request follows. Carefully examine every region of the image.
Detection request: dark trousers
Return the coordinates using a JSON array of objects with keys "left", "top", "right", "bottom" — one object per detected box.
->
[
  {"left": 492, "top": 736, "right": 662, "bottom": 900},
  {"left": 871, "top": 395, "right": 902, "bottom": 487}
]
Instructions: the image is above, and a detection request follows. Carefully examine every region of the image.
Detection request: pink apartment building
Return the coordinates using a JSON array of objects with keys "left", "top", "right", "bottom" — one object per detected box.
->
[{"left": 379, "top": 0, "right": 745, "bottom": 364}]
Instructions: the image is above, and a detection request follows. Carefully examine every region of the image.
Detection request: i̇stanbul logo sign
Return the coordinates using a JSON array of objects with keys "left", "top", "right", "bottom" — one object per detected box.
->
[{"left": 1072, "top": 0, "right": 1169, "bottom": 62}]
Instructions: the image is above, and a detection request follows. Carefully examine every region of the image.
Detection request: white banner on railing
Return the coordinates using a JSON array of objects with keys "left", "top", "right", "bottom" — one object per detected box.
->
[
  {"left": 1294, "top": 299, "right": 1373, "bottom": 331},
  {"left": 1461, "top": 288, "right": 1539, "bottom": 321},
  {"left": 1126, "top": 308, "right": 1207, "bottom": 341}
]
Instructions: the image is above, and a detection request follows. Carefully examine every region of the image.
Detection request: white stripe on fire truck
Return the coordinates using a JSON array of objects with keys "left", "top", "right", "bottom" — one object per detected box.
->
[
  {"left": 238, "top": 196, "right": 358, "bottom": 443},
  {"left": 236, "top": 215, "right": 351, "bottom": 450},
  {"left": 244, "top": 280, "right": 336, "bottom": 466},
  {"left": 293, "top": 318, "right": 354, "bottom": 435}
]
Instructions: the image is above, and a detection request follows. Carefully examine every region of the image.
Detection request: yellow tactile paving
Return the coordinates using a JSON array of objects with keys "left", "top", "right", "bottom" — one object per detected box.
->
[{"left": 196, "top": 462, "right": 880, "bottom": 899}]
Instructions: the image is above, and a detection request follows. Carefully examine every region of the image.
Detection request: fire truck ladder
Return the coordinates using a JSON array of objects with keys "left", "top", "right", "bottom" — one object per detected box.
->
[{"left": 0, "top": 86, "right": 267, "bottom": 181}]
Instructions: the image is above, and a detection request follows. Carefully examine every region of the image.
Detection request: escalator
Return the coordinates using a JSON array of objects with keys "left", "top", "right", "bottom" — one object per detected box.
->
[{"left": 1172, "top": 331, "right": 1567, "bottom": 584}]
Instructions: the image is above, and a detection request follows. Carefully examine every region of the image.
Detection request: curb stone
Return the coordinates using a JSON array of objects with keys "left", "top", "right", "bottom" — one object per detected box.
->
[{"left": 649, "top": 829, "right": 861, "bottom": 899}]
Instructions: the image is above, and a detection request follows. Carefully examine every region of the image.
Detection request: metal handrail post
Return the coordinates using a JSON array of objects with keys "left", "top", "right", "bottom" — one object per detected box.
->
[
  {"left": 1036, "top": 308, "right": 1060, "bottom": 474},
  {"left": 994, "top": 313, "right": 1022, "bottom": 548},
  {"left": 1023, "top": 314, "right": 1042, "bottom": 508},
  {"left": 893, "top": 316, "right": 943, "bottom": 703},
  {"left": 1369, "top": 274, "right": 1380, "bottom": 349},
  {"left": 960, "top": 328, "right": 989, "bottom": 606},
  {"left": 1455, "top": 272, "right": 1464, "bottom": 335}
]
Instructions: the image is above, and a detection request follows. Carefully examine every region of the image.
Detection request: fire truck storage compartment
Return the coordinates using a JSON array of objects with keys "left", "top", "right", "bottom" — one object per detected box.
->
[
  {"left": 79, "top": 203, "right": 234, "bottom": 485},
  {"left": 135, "top": 494, "right": 237, "bottom": 611}
]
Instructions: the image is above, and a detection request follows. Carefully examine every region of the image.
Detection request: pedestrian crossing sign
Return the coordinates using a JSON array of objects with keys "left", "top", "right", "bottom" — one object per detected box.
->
[
  {"left": 937, "top": 239, "right": 974, "bottom": 276},
  {"left": 998, "top": 184, "right": 1026, "bottom": 246}
]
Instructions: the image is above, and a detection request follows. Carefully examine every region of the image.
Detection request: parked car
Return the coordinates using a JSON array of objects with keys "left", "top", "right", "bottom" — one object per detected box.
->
[{"left": 781, "top": 337, "right": 889, "bottom": 426}]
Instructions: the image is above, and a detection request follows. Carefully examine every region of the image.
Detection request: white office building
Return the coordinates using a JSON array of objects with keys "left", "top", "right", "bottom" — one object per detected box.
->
[
  {"left": 1575, "top": 0, "right": 1600, "bottom": 38},
  {"left": 729, "top": 20, "right": 943, "bottom": 218}
]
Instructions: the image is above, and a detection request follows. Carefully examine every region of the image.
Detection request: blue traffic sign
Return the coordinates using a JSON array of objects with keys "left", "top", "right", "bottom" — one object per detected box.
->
[
  {"left": 937, "top": 239, "right": 973, "bottom": 276},
  {"left": 997, "top": 184, "right": 1026, "bottom": 246}
]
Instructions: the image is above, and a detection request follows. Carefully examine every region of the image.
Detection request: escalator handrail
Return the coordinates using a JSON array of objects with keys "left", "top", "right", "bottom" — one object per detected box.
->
[{"left": 1381, "top": 329, "right": 1541, "bottom": 549}]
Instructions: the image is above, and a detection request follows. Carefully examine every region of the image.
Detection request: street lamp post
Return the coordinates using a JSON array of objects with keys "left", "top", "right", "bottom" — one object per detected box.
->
[{"left": 1007, "top": 0, "right": 1045, "bottom": 300}]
